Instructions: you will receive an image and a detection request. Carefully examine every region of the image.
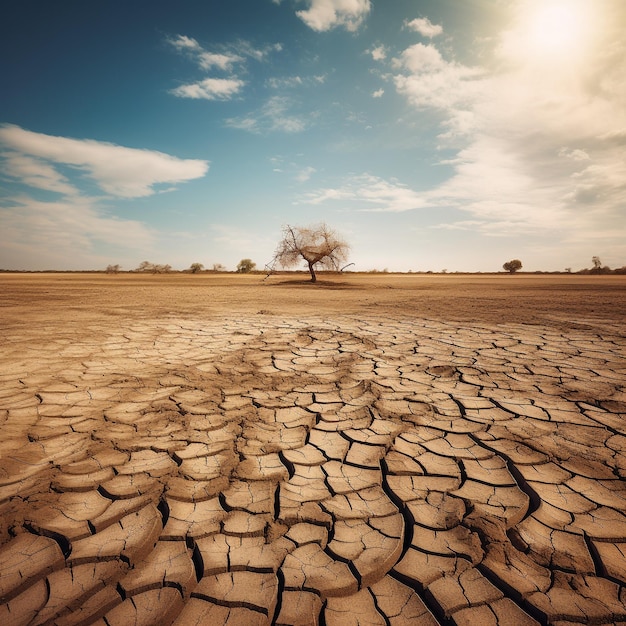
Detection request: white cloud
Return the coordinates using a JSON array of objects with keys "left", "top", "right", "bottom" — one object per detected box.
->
[
  {"left": 167, "top": 35, "right": 280, "bottom": 68},
  {"left": 225, "top": 117, "right": 259, "bottom": 133},
  {"left": 291, "top": 0, "right": 625, "bottom": 261},
  {"left": 236, "top": 40, "right": 283, "bottom": 61},
  {"left": 170, "top": 77, "right": 245, "bottom": 101},
  {"left": 393, "top": 44, "right": 484, "bottom": 113},
  {"left": 394, "top": 43, "right": 444, "bottom": 73},
  {"left": 269, "top": 156, "right": 316, "bottom": 181},
  {"left": 559, "top": 147, "right": 590, "bottom": 161},
  {"left": 372, "top": 88, "right": 384, "bottom": 98},
  {"left": 226, "top": 96, "right": 308, "bottom": 134},
  {"left": 296, "top": 0, "right": 371, "bottom": 32},
  {"left": 167, "top": 34, "right": 202, "bottom": 53},
  {"left": 197, "top": 51, "right": 244, "bottom": 71},
  {"left": 0, "top": 125, "right": 209, "bottom": 198},
  {"left": 370, "top": 45, "right": 387, "bottom": 61},
  {"left": 404, "top": 17, "right": 443, "bottom": 38},
  {"left": 386, "top": 0, "right": 626, "bottom": 252},
  {"left": 302, "top": 174, "right": 428, "bottom": 212},
  {"left": 0, "top": 125, "right": 209, "bottom": 269},
  {"left": 1, "top": 152, "right": 77, "bottom": 195},
  {"left": 295, "top": 166, "right": 316, "bottom": 182},
  {"left": 0, "top": 194, "right": 155, "bottom": 270},
  {"left": 431, "top": 219, "right": 488, "bottom": 232},
  {"left": 267, "top": 76, "right": 304, "bottom": 89},
  {"left": 166, "top": 36, "right": 282, "bottom": 104}
]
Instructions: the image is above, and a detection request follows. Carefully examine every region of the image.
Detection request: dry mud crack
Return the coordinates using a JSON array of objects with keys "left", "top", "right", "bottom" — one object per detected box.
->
[{"left": 1, "top": 314, "right": 625, "bottom": 625}]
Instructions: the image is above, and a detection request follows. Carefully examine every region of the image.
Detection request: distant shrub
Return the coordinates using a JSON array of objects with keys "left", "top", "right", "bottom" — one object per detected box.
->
[
  {"left": 237, "top": 259, "right": 256, "bottom": 273},
  {"left": 503, "top": 259, "right": 522, "bottom": 273},
  {"left": 135, "top": 261, "right": 171, "bottom": 273}
]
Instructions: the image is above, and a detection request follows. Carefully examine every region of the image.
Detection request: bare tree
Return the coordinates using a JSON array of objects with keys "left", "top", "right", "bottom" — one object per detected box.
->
[
  {"left": 273, "top": 223, "right": 350, "bottom": 283},
  {"left": 592, "top": 256, "right": 602, "bottom": 270},
  {"left": 136, "top": 261, "right": 154, "bottom": 272},
  {"left": 105, "top": 264, "right": 121, "bottom": 274},
  {"left": 189, "top": 262, "right": 204, "bottom": 273}
]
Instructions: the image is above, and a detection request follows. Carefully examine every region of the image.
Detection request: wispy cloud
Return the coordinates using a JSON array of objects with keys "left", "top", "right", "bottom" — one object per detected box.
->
[
  {"left": 209, "top": 224, "right": 275, "bottom": 265},
  {"left": 167, "top": 34, "right": 199, "bottom": 52},
  {"left": 226, "top": 96, "right": 309, "bottom": 134},
  {"left": 1, "top": 152, "right": 77, "bottom": 195},
  {"left": 167, "top": 35, "right": 244, "bottom": 70},
  {"left": 302, "top": 174, "right": 428, "bottom": 212},
  {"left": 0, "top": 194, "right": 156, "bottom": 270},
  {"left": 198, "top": 52, "right": 244, "bottom": 71},
  {"left": 321, "top": 0, "right": 626, "bottom": 257},
  {"left": 295, "top": 166, "right": 316, "bottom": 182},
  {"left": 3, "top": 195, "right": 153, "bottom": 250},
  {"left": 0, "top": 125, "right": 208, "bottom": 269},
  {"left": 296, "top": 0, "right": 371, "bottom": 32},
  {"left": 267, "top": 75, "right": 305, "bottom": 89},
  {"left": 419, "top": 0, "right": 626, "bottom": 243},
  {"left": 404, "top": 17, "right": 443, "bottom": 38},
  {"left": 0, "top": 125, "right": 208, "bottom": 198},
  {"left": 236, "top": 40, "right": 283, "bottom": 61},
  {"left": 167, "top": 35, "right": 281, "bottom": 67},
  {"left": 170, "top": 77, "right": 245, "bottom": 101},
  {"left": 270, "top": 156, "right": 316, "bottom": 182},
  {"left": 167, "top": 35, "right": 281, "bottom": 101}
]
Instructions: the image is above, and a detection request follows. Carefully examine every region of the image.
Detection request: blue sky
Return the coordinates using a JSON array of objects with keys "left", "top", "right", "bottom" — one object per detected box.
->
[{"left": 1, "top": 0, "right": 624, "bottom": 272}]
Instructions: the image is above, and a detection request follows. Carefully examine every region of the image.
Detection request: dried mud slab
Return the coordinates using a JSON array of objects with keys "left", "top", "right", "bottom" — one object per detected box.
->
[{"left": 1, "top": 313, "right": 625, "bottom": 625}]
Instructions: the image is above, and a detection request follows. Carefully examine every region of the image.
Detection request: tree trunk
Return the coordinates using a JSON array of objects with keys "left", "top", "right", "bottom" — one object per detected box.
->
[{"left": 308, "top": 262, "right": 317, "bottom": 283}]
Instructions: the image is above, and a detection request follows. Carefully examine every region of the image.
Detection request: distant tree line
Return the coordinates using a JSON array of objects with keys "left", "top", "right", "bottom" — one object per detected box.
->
[
  {"left": 105, "top": 261, "right": 232, "bottom": 273},
  {"left": 577, "top": 256, "right": 626, "bottom": 275},
  {"left": 500, "top": 257, "right": 626, "bottom": 275},
  {"left": 100, "top": 250, "right": 624, "bottom": 276}
]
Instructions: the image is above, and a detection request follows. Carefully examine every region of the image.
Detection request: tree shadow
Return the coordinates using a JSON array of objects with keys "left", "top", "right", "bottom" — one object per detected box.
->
[{"left": 270, "top": 278, "right": 358, "bottom": 289}]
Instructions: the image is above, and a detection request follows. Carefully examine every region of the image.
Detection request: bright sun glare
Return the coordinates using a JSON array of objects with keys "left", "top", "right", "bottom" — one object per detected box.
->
[{"left": 526, "top": 0, "right": 592, "bottom": 59}]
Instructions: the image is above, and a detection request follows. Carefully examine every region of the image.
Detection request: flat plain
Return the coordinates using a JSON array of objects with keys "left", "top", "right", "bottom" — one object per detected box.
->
[{"left": 1, "top": 272, "right": 625, "bottom": 625}]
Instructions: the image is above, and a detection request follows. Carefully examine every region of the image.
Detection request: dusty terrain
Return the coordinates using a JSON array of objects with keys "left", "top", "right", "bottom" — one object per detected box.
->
[{"left": 1, "top": 272, "right": 625, "bottom": 625}]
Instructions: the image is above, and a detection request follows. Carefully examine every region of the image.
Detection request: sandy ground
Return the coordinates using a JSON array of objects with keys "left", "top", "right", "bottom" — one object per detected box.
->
[{"left": 1, "top": 273, "right": 625, "bottom": 625}]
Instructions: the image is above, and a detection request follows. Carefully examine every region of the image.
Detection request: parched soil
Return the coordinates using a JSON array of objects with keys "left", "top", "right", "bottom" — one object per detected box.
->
[
  {"left": 1, "top": 273, "right": 625, "bottom": 625},
  {"left": 1, "top": 272, "right": 625, "bottom": 328}
]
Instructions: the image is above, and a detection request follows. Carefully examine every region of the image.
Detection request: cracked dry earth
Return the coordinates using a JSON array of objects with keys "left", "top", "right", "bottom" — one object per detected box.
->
[{"left": 2, "top": 296, "right": 626, "bottom": 624}]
